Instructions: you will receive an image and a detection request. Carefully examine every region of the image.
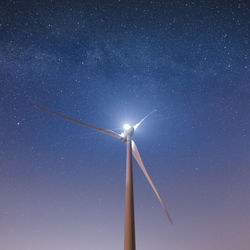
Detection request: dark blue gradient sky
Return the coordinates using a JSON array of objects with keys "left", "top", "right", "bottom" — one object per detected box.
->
[{"left": 1, "top": 1, "right": 250, "bottom": 249}]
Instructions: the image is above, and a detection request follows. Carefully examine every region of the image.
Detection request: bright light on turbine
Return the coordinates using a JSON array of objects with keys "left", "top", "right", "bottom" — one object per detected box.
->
[{"left": 123, "top": 123, "right": 131, "bottom": 130}]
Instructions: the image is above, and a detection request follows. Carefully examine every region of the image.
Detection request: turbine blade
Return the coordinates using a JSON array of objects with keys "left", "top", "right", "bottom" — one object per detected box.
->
[
  {"left": 133, "top": 109, "right": 157, "bottom": 130},
  {"left": 37, "top": 106, "right": 123, "bottom": 140},
  {"left": 131, "top": 140, "right": 173, "bottom": 224}
]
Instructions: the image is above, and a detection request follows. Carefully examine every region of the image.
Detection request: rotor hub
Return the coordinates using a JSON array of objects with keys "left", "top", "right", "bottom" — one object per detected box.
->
[{"left": 121, "top": 124, "right": 134, "bottom": 139}]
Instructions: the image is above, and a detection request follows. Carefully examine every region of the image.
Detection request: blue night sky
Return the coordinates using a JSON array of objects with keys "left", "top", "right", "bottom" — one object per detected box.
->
[{"left": 1, "top": 1, "right": 250, "bottom": 249}]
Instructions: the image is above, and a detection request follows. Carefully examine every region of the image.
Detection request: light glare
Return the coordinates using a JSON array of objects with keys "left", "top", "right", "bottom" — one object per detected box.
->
[{"left": 123, "top": 123, "right": 131, "bottom": 130}]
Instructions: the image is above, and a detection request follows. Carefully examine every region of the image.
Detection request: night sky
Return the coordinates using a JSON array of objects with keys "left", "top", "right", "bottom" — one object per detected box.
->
[{"left": 1, "top": 0, "right": 250, "bottom": 249}]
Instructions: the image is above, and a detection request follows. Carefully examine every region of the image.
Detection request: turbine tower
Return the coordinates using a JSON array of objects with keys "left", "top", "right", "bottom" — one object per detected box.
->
[{"left": 37, "top": 106, "right": 173, "bottom": 250}]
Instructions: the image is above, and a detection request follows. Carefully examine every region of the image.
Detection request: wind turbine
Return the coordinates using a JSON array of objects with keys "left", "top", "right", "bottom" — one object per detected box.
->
[{"left": 37, "top": 106, "right": 173, "bottom": 250}]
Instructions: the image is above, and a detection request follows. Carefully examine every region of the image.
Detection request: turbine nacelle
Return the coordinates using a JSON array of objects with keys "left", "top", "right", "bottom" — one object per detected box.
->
[{"left": 121, "top": 123, "right": 134, "bottom": 139}]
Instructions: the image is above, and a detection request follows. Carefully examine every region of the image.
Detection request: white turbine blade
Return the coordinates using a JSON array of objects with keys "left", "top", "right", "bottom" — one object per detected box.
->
[
  {"left": 37, "top": 106, "right": 123, "bottom": 140},
  {"left": 133, "top": 109, "right": 157, "bottom": 130},
  {"left": 131, "top": 140, "right": 173, "bottom": 224}
]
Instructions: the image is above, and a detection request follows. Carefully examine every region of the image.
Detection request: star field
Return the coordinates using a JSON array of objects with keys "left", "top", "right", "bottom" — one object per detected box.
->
[{"left": 0, "top": 1, "right": 250, "bottom": 250}]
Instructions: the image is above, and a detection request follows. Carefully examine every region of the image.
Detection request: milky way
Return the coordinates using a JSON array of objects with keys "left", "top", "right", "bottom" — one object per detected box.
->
[{"left": 1, "top": 1, "right": 250, "bottom": 250}]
